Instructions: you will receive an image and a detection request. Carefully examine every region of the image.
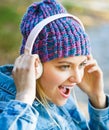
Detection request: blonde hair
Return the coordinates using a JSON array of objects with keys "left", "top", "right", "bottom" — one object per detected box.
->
[{"left": 36, "top": 80, "right": 49, "bottom": 107}]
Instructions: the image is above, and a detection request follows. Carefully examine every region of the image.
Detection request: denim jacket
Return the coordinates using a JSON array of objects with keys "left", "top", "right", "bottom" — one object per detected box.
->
[{"left": 0, "top": 64, "right": 109, "bottom": 130}]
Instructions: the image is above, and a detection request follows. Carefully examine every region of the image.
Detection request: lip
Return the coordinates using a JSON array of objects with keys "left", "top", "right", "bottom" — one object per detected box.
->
[{"left": 58, "top": 85, "right": 74, "bottom": 99}]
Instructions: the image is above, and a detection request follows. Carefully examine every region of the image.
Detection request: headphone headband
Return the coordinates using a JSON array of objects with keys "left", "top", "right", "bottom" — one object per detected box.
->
[{"left": 24, "top": 13, "right": 85, "bottom": 54}]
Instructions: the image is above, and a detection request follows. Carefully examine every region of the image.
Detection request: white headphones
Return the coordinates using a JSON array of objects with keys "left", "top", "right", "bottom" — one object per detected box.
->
[{"left": 24, "top": 13, "right": 85, "bottom": 79}]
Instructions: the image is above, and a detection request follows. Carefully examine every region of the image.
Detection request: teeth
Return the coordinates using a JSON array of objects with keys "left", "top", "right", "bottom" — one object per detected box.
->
[{"left": 63, "top": 86, "right": 72, "bottom": 89}]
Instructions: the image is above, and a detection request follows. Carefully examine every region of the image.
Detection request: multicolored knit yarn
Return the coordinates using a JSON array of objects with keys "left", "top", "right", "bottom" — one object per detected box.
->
[{"left": 20, "top": 0, "right": 91, "bottom": 62}]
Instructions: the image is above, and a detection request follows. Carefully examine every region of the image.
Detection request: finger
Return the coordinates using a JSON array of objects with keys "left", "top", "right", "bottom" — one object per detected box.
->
[
  {"left": 85, "top": 59, "right": 97, "bottom": 67},
  {"left": 87, "top": 54, "right": 93, "bottom": 60},
  {"left": 87, "top": 66, "right": 98, "bottom": 73},
  {"left": 12, "top": 55, "right": 24, "bottom": 73},
  {"left": 14, "top": 55, "right": 23, "bottom": 66}
]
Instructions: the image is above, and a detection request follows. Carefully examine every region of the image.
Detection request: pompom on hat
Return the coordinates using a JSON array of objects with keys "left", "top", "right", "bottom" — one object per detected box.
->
[{"left": 20, "top": 0, "right": 91, "bottom": 62}]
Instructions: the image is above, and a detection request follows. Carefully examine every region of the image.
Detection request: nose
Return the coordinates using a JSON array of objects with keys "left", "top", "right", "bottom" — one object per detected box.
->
[{"left": 69, "top": 69, "right": 82, "bottom": 84}]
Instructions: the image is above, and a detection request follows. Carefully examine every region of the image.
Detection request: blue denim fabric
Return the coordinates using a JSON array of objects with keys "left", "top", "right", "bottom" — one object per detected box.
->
[{"left": 0, "top": 64, "right": 109, "bottom": 130}]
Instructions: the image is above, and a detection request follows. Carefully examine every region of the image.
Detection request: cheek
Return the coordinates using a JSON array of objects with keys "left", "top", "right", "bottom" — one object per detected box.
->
[
  {"left": 45, "top": 71, "right": 62, "bottom": 84},
  {"left": 41, "top": 67, "right": 68, "bottom": 87}
]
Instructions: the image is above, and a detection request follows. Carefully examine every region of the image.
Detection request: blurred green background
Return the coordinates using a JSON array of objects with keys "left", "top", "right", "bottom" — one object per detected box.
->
[{"left": 0, "top": 0, "right": 109, "bottom": 64}]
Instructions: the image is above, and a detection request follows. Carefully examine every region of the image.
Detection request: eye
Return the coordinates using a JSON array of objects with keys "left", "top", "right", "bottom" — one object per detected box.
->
[
  {"left": 79, "top": 60, "right": 87, "bottom": 69},
  {"left": 59, "top": 65, "right": 71, "bottom": 71}
]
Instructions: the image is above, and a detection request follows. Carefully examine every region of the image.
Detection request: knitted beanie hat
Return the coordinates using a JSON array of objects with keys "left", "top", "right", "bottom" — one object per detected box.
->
[{"left": 20, "top": 0, "right": 91, "bottom": 62}]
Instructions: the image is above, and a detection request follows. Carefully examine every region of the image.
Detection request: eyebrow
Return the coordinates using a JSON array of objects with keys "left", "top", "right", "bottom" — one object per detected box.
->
[
  {"left": 57, "top": 59, "right": 87, "bottom": 65},
  {"left": 57, "top": 61, "right": 72, "bottom": 64}
]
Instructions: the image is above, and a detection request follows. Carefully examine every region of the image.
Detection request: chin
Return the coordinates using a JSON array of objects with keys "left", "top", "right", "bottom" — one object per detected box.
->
[{"left": 55, "top": 99, "right": 67, "bottom": 106}]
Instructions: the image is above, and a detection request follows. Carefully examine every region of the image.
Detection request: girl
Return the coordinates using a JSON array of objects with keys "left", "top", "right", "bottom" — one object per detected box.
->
[{"left": 0, "top": 0, "right": 109, "bottom": 129}]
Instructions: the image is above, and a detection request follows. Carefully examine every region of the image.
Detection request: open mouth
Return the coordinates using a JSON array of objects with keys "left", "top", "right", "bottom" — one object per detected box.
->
[{"left": 58, "top": 85, "right": 72, "bottom": 98}]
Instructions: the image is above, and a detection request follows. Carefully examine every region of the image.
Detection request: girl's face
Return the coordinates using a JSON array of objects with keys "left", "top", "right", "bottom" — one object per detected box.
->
[{"left": 39, "top": 56, "right": 87, "bottom": 106}]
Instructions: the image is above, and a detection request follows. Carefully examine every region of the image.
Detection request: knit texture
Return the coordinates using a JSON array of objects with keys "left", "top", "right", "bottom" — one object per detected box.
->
[{"left": 20, "top": 0, "right": 91, "bottom": 62}]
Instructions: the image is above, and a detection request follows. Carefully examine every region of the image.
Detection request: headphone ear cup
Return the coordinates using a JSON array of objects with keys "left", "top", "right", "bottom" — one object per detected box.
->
[{"left": 35, "top": 62, "right": 43, "bottom": 79}]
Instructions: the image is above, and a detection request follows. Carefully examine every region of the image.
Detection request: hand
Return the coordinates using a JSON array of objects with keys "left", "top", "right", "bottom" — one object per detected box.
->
[
  {"left": 78, "top": 55, "right": 106, "bottom": 108},
  {"left": 12, "top": 54, "right": 42, "bottom": 105}
]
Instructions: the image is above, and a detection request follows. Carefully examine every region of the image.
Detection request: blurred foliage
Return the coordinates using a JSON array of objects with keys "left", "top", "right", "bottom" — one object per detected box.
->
[
  {"left": 62, "top": 1, "right": 85, "bottom": 14},
  {"left": 0, "top": 0, "right": 109, "bottom": 65},
  {"left": 0, "top": 6, "right": 20, "bottom": 52}
]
